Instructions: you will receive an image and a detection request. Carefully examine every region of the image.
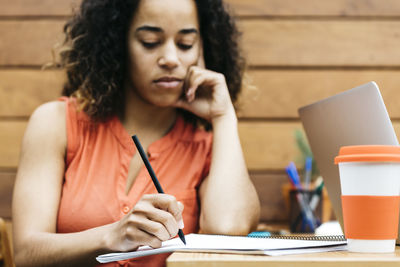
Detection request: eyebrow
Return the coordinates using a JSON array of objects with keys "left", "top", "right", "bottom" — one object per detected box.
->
[
  {"left": 135, "top": 25, "right": 198, "bottom": 35},
  {"left": 136, "top": 25, "right": 163, "bottom": 33},
  {"left": 179, "top": 28, "right": 198, "bottom": 35}
]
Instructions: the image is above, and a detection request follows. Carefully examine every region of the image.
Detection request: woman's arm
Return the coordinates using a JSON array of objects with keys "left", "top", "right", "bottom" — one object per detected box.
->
[
  {"left": 199, "top": 108, "right": 260, "bottom": 235},
  {"left": 174, "top": 67, "right": 260, "bottom": 235},
  {"left": 13, "top": 102, "right": 184, "bottom": 267},
  {"left": 12, "top": 101, "right": 110, "bottom": 266}
]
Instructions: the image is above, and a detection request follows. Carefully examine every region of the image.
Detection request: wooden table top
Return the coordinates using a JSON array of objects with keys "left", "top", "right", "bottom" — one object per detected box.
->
[{"left": 167, "top": 247, "right": 400, "bottom": 267}]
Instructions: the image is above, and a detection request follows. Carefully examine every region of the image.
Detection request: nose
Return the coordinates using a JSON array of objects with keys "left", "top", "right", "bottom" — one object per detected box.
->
[{"left": 158, "top": 40, "right": 179, "bottom": 70}]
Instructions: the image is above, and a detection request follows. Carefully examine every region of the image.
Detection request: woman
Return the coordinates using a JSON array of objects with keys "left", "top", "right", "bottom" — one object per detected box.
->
[{"left": 12, "top": 0, "right": 260, "bottom": 266}]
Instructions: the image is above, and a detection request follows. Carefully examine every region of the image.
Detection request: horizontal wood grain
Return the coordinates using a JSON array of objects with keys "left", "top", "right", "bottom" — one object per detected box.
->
[
  {"left": 238, "top": 122, "right": 303, "bottom": 170},
  {"left": 0, "top": 70, "right": 64, "bottom": 117},
  {"left": 0, "top": 20, "right": 65, "bottom": 66},
  {"left": 226, "top": 0, "right": 400, "bottom": 17},
  {"left": 241, "top": 20, "right": 400, "bottom": 66},
  {"left": 250, "top": 172, "right": 289, "bottom": 222},
  {"left": 0, "top": 172, "right": 15, "bottom": 219},
  {"left": 0, "top": 0, "right": 79, "bottom": 16},
  {"left": 240, "top": 69, "right": 400, "bottom": 118},
  {"left": 0, "top": 121, "right": 27, "bottom": 169},
  {"left": 167, "top": 249, "right": 400, "bottom": 267},
  {"left": 2, "top": 0, "right": 400, "bottom": 17}
]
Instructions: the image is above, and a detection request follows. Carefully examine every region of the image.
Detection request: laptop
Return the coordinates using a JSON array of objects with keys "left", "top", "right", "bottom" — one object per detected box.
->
[{"left": 298, "top": 81, "right": 400, "bottom": 243}]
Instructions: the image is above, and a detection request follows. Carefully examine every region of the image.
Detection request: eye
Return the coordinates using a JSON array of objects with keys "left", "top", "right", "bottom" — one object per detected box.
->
[
  {"left": 141, "top": 41, "right": 160, "bottom": 49},
  {"left": 178, "top": 43, "right": 193, "bottom": 50}
]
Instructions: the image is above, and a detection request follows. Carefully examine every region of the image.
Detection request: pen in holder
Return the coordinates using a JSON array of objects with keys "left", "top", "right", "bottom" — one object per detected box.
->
[
  {"left": 285, "top": 162, "right": 320, "bottom": 233},
  {"left": 289, "top": 188, "right": 322, "bottom": 233},
  {"left": 282, "top": 181, "right": 334, "bottom": 233}
]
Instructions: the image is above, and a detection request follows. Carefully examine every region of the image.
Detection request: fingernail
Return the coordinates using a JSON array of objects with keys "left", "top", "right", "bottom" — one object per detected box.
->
[{"left": 178, "top": 219, "right": 184, "bottom": 229}]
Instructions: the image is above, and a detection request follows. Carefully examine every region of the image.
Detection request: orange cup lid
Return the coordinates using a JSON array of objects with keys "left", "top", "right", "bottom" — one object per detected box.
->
[{"left": 335, "top": 145, "right": 400, "bottom": 164}]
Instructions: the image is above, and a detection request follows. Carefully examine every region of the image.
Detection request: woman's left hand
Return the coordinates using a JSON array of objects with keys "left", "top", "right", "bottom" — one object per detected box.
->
[{"left": 173, "top": 66, "right": 235, "bottom": 122}]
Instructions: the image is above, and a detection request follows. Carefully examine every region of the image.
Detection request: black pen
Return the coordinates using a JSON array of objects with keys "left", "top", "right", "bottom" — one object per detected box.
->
[{"left": 132, "top": 135, "right": 186, "bottom": 245}]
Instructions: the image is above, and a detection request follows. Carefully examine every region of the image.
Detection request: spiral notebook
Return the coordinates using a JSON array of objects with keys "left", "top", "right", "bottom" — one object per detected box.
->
[{"left": 96, "top": 233, "right": 347, "bottom": 263}]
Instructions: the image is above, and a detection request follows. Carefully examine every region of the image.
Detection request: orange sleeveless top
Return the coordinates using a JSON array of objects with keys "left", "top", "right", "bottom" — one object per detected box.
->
[{"left": 56, "top": 97, "right": 212, "bottom": 267}]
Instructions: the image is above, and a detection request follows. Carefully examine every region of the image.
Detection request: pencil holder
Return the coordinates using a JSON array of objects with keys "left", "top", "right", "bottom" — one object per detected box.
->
[{"left": 288, "top": 189, "right": 322, "bottom": 233}]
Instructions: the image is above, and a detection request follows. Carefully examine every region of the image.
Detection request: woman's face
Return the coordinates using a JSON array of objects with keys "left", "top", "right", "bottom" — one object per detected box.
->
[{"left": 127, "top": 0, "right": 201, "bottom": 107}]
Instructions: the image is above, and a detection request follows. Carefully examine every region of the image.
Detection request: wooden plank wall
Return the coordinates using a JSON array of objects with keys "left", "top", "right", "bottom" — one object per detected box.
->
[{"left": 1, "top": 0, "right": 400, "bottom": 223}]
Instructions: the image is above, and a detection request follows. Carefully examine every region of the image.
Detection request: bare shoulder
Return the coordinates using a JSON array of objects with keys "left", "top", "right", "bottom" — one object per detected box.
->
[
  {"left": 30, "top": 101, "right": 66, "bottom": 123},
  {"left": 23, "top": 101, "right": 67, "bottom": 153}
]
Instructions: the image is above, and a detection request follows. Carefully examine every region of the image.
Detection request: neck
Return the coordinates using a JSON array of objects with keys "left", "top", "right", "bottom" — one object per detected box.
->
[{"left": 121, "top": 86, "right": 178, "bottom": 138}]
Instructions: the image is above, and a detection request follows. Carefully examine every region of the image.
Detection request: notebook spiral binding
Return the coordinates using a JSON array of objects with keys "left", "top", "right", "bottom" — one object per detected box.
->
[
  {"left": 250, "top": 233, "right": 346, "bottom": 241},
  {"left": 215, "top": 232, "right": 347, "bottom": 241}
]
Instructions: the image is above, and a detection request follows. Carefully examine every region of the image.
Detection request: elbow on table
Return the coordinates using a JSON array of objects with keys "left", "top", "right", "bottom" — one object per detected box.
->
[
  {"left": 14, "top": 238, "right": 41, "bottom": 267},
  {"left": 14, "top": 247, "right": 31, "bottom": 267},
  {"left": 200, "top": 215, "right": 259, "bottom": 236},
  {"left": 199, "top": 196, "right": 261, "bottom": 236}
]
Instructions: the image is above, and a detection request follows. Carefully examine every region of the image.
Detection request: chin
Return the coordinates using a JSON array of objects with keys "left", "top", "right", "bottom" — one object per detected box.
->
[{"left": 150, "top": 95, "right": 181, "bottom": 107}]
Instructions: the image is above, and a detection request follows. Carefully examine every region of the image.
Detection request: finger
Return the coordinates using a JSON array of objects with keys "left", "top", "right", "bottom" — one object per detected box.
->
[
  {"left": 128, "top": 213, "right": 171, "bottom": 242},
  {"left": 147, "top": 237, "right": 163, "bottom": 249},
  {"left": 145, "top": 207, "right": 179, "bottom": 238},
  {"left": 177, "top": 201, "right": 185, "bottom": 229},
  {"left": 142, "top": 194, "right": 183, "bottom": 225},
  {"left": 185, "top": 68, "right": 205, "bottom": 102},
  {"left": 185, "top": 65, "right": 203, "bottom": 94},
  {"left": 187, "top": 73, "right": 212, "bottom": 102},
  {"left": 183, "top": 65, "right": 195, "bottom": 95},
  {"left": 132, "top": 199, "right": 177, "bottom": 237}
]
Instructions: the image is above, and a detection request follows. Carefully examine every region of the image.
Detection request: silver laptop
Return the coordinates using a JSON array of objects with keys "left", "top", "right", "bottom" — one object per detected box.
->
[{"left": 298, "top": 81, "right": 400, "bottom": 243}]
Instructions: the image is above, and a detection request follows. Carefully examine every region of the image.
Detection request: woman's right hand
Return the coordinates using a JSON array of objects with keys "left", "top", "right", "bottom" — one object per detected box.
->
[{"left": 104, "top": 194, "right": 184, "bottom": 252}]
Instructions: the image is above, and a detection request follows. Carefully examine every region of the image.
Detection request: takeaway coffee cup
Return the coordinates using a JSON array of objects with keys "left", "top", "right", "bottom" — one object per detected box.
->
[{"left": 335, "top": 145, "right": 400, "bottom": 253}]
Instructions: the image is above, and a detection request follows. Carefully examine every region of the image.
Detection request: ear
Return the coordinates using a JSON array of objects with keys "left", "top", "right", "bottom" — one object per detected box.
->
[{"left": 197, "top": 39, "right": 205, "bottom": 68}]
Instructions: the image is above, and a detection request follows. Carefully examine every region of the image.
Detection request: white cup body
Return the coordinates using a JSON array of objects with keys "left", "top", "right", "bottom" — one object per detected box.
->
[
  {"left": 338, "top": 162, "right": 400, "bottom": 253},
  {"left": 339, "top": 162, "right": 400, "bottom": 196}
]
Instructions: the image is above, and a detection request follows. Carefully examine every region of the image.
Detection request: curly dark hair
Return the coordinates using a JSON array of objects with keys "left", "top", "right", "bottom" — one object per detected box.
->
[{"left": 61, "top": 0, "right": 245, "bottom": 128}]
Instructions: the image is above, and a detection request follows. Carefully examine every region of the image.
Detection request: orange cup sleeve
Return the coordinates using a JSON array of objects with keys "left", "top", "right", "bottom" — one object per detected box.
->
[{"left": 342, "top": 195, "right": 400, "bottom": 239}]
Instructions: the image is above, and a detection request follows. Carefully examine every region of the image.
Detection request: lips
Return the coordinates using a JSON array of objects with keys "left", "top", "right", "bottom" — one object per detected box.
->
[{"left": 154, "top": 77, "right": 182, "bottom": 89}]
